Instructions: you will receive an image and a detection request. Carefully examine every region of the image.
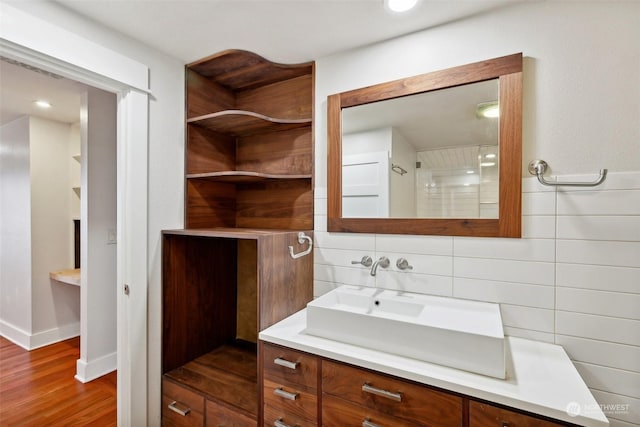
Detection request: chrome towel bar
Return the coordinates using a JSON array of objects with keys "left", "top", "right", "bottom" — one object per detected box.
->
[{"left": 528, "top": 159, "right": 607, "bottom": 187}]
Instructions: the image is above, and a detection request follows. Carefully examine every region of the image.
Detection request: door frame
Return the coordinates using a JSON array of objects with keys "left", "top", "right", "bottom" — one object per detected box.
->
[{"left": 1, "top": 4, "right": 149, "bottom": 426}]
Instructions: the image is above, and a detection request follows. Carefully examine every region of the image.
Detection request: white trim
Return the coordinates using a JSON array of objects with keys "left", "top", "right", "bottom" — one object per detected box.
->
[
  {"left": 0, "top": 320, "right": 79, "bottom": 350},
  {"left": 0, "top": 3, "right": 149, "bottom": 93},
  {"left": 0, "top": 320, "right": 31, "bottom": 350},
  {"left": 75, "top": 351, "right": 117, "bottom": 383},
  {"left": 1, "top": 5, "right": 150, "bottom": 426}
]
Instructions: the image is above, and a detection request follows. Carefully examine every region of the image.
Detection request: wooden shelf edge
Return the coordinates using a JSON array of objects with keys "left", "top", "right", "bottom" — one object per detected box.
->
[
  {"left": 186, "top": 171, "right": 312, "bottom": 183},
  {"left": 187, "top": 110, "right": 311, "bottom": 136},
  {"left": 50, "top": 268, "right": 80, "bottom": 286}
]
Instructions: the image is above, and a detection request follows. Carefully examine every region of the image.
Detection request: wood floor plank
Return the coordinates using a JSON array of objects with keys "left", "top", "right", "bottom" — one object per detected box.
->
[{"left": 0, "top": 336, "right": 116, "bottom": 426}]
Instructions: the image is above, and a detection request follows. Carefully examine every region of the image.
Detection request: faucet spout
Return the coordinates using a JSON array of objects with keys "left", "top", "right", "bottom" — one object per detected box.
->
[{"left": 370, "top": 256, "right": 390, "bottom": 276}]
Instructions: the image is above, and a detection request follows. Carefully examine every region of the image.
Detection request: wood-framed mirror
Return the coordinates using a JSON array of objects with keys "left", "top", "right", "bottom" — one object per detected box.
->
[{"left": 327, "top": 53, "right": 523, "bottom": 237}]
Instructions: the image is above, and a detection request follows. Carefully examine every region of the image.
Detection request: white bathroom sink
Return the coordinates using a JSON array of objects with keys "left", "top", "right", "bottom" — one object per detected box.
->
[{"left": 306, "top": 285, "right": 505, "bottom": 378}]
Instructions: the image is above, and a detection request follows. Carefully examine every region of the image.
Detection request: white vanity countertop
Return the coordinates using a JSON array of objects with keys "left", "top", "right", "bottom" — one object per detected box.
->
[{"left": 259, "top": 309, "right": 609, "bottom": 427}]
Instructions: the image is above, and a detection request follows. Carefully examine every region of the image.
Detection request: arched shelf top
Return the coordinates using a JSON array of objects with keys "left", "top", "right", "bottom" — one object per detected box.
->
[{"left": 188, "top": 49, "right": 314, "bottom": 91}]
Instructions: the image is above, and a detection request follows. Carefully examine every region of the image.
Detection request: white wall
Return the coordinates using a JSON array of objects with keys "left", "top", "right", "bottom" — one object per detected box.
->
[
  {"left": 76, "top": 88, "right": 118, "bottom": 382},
  {"left": 29, "top": 117, "right": 80, "bottom": 344},
  {"left": 314, "top": 2, "right": 640, "bottom": 426},
  {"left": 0, "top": 116, "right": 32, "bottom": 345}
]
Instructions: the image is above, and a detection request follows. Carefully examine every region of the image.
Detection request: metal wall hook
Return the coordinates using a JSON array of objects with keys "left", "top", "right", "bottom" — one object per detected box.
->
[
  {"left": 288, "top": 232, "right": 313, "bottom": 259},
  {"left": 528, "top": 159, "right": 607, "bottom": 187}
]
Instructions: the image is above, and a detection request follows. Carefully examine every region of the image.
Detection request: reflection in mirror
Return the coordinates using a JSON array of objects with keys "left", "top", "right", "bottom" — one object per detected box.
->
[
  {"left": 327, "top": 53, "right": 523, "bottom": 237},
  {"left": 342, "top": 79, "right": 500, "bottom": 219}
]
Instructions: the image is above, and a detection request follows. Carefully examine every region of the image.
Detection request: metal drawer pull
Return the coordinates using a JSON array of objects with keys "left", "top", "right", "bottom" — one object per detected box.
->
[
  {"left": 274, "top": 418, "right": 294, "bottom": 427},
  {"left": 363, "top": 419, "right": 381, "bottom": 427},
  {"left": 274, "top": 357, "right": 299, "bottom": 370},
  {"left": 362, "top": 383, "right": 402, "bottom": 402},
  {"left": 274, "top": 387, "right": 299, "bottom": 401},
  {"left": 167, "top": 400, "right": 191, "bottom": 416}
]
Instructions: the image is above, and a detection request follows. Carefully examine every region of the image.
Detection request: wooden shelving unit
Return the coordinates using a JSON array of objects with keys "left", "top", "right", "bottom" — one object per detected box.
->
[{"left": 162, "top": 50, "right": 314, "bottom": 426}]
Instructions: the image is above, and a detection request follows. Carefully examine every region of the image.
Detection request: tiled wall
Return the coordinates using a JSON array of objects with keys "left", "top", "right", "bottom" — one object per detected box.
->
[{"left": 313, "top": 171, "right": 640, "bottom": 426}]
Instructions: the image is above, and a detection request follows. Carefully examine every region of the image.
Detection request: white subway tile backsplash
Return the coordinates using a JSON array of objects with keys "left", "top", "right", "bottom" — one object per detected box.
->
[
  {"left": 314, "top": 214, "right": 327, "bottom": 232},
  {"left": 522, "top": 176, "right": 556, "bottom": 193},
  {"left": 522, "top": 191, "right": 556, "bottom": 215},
  {"left": 453, "top": 237, "right": 555, "bottom": 262},
  {"left": 573, "top": 361, "right": 640, "bottom": 399},
  {"left": 314, "top": 263, "right": 375, "bottom": 287},
  {"left": 557, "top": 287, "right": 640, "bottom": 320},
  {"left": 313, "top": 280, "right": 339, "bottom": 298},
  {"left": 556, "top": 335, "right": 640, "bottom": 373},
  {"left": 558, "top": 172, "right": 640, "bottom": 192},
  {"left": 557, "top": 216, "right": 640, "bottom": 241},
  {"left": 556, "top": 311, "right": 640, "bottom": 346},
  {"left": 502, "top": 326, "right": 555, "bottom": 343},
  {"left": 590, "top": 389, "right": 640, "bottom": 425},
  {"left": 499, "top": 304, "right": 554, "bottom": 332},
  {"left": 314, "top": 231, "right": 375, "bottom": 250},
  {"left": 557, "top": 240, "right": 640, "bottom": 268},
  {"left": 314, "top": 199, "right": 327, "bottom": 216},
  {"left": 375, "top": 234, "right": 453, "bottom": 256},
  {"left": 557, "top": 189, "right": 640, "bottom": 215},
  {"left": 314, "top": 247, "right": 373, "bottom": 267},
  {"left": 453, "top": 278, "right": 554, "bottom": 309},
  {"left": 522, "top": 215, "right": 556, "bottom": 239},
  {"left": 454, "top": 257, "right": 555, "bottom": 286},
  {"left": 556, "top": 264, "right": 640, "bottom": 294},
  {"left": 374, "top": 270, "right": 453, "bottom": 297},
  {"left": 383, "top": 252, "right": 452, "bottom": 276}
]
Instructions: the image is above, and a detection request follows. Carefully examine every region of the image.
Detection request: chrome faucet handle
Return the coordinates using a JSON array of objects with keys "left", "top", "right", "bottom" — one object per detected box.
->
[
  {"left": 351, "top": 256, "right": 373, "bottom": 267},
  {"left": 396, "top": 258, "right": 413, "bottom": 270}
]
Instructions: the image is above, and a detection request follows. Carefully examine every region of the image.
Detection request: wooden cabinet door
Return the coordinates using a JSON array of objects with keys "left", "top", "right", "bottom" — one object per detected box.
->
[{"left": 469, "top": 401, "right": 566, "bottom": 427}]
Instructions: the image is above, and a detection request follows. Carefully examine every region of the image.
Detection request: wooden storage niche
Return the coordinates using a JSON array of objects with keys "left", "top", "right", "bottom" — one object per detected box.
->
[
  {"left": 185, "top": 50, "right": 314, "bottom": 230},
  {"left": 162, "top": 229, "right": 314, "bottom": 425}
]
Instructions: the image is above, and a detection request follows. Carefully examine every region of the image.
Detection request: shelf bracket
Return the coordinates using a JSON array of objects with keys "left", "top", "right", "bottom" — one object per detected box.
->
[{"left": 288, "top": 232, "right": 313, "bottom": 259}]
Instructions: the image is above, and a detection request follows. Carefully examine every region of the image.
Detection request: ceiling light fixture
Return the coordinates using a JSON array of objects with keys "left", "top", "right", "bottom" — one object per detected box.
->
[
  {"left": 485, "top": 153, "right": 497, "bottom": 159},
  {"left": 476, "top": 101, "right": 499, "bottom": 119},
  {"left": 481, "top": 162, "right": 496, "bottom": 167},
  {"left": 385, "top": 0, "right": 419, "bottom": 13},
  {"left": 34, "top": 100, "right": 52, "bottom": 109}
]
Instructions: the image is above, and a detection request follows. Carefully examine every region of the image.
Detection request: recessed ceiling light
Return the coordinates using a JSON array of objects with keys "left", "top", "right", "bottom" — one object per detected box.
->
[
  {"left": 466, "top": 170, "right": 475, "bottom": 174},
  {"left": 34, "top": 100, "right": 52, "bottom": 109},
  {"left": 385, "top": 0, "right": 419, "bottom": 13},
  {"left": 481, "top": 162, "right": 496, "bottom": 167},
  {"left": 485, "top": 153, "right": 497, "bottom": 159},
  {"left": 476, "top": 101, "right": 499, "bottom": 119}
]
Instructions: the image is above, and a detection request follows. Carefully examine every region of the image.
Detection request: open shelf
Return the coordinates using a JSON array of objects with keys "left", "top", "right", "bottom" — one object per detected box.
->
[
  {"left": 50, "top": 268, "right": 80, "bottom": 286},
  {"left": 187, "top": 110, "right": 311, "bottom": 137},
  {"left": 164, "top": 343, "right": 258, "bottom": 419},
  {"left": 186, "top": 171, "right": 312, "bottom": 183}
]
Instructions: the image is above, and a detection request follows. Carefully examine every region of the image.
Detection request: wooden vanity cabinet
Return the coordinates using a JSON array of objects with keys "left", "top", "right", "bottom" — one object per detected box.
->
[
  {"left": 162, "top": 50, "right": 314, "bottom": 426},
  {"left": 260, "top": 343, "right": 577, "bottom": 427}
]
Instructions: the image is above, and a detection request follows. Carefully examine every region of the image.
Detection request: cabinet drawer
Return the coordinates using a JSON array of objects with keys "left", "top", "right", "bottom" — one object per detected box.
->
[
  {"left": 262, "top": 343, "right": 318, "bottom": 389},
  {"left": 163, "top": 378, "right": 205, "bottom": 427},
  {"left": 323, "top": 394, "right": 418, "bottom": 427},
  {"left": 263, "top": 378, "right": 318, "bottom": 422},
  {"left": 206, "top": 399, "right": 256, "bottom": 427},
  {"left": 263, "top": 404, "right": 316, "bottom": 427},
  {"left": 322, "top": 360, "right": 462, "bottom": 427},
  {"left": 469, "top": 401, "right": 565, "bottom": 427}
]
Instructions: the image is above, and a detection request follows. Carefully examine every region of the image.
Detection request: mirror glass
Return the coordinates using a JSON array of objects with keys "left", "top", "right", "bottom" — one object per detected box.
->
[
  {"left": 341, "top": 79, "right": 499, "bottom": 219},
  {"left": 327, "top": 53, "right": 522, "bottom": 237}
]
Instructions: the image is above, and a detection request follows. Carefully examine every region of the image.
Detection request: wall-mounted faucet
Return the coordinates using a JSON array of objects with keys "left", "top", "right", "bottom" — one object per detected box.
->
[
  {"left": 370, "top": 256, "right": 390, "bottom": 276},
  {"left": 351, "top": 256, "right": 373, "bottom": 267},
  {"left": 396, "top": 258, "right": 413, "bottom": 270}
]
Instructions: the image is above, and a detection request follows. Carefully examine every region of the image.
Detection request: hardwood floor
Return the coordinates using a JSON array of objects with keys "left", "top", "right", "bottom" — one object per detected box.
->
[{"left": 0, "top": 336, "right": 116, "bottom": 426}]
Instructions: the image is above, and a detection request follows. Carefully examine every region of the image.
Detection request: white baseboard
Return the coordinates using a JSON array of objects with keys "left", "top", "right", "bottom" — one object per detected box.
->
[
  {"left": 30, "top": 322, "right": 80, "bottom": 349},
  {"left": 0, "top": 320, "right": 80, "bottom": 350},
  {"left": 75, "top": 351, "right": 117, "bottom": 383},
  {"left": 0, "top": 319, "right": 31, "bottom": 349}
]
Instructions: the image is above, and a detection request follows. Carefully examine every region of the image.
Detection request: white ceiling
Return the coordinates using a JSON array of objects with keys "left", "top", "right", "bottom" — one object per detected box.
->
[{"left": 0, "top": 0, "right": 519, "bottom": 127}]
